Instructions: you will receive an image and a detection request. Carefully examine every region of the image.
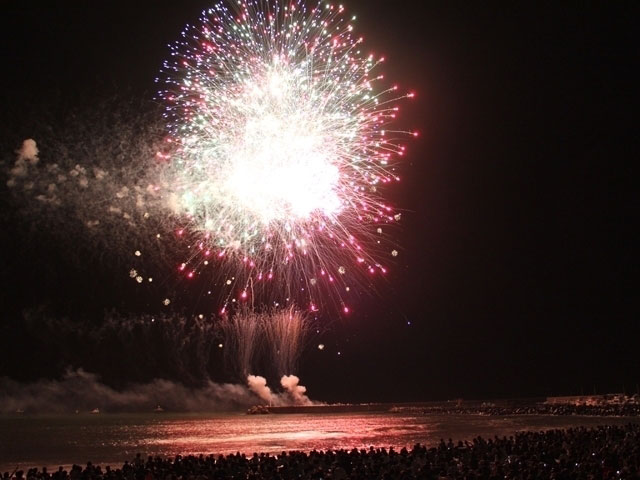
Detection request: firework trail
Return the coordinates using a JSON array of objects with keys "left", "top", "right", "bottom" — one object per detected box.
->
[
  {"left": 9, "top": 309, "right": 226, "bottom": 386},
  {"left": 221, "top": 309, "right": 264, "bottom": 378},
  {"left": 263, "top": 307, "right": 311, "bottom": 377},
  {"left": 157, "top": 0, "right": 415, "bottom": 313},
  {"left": 221, "top": 307, "right": 311, "bottom": 380}
]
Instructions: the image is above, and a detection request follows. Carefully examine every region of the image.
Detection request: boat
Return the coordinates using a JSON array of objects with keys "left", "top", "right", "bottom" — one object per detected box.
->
[
  {"left": 247, "top": 405, "right": 270, "bottom": 415},
  {"left": 154, "top": 405, "right": 164, "bottom": 413},
  {"left": 90, "top": 408, "right": 100, "bottom": 414}
]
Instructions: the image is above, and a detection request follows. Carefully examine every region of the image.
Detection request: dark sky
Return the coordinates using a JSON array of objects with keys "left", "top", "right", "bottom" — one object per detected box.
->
[{"left": 0, "top": 1, "right": 637, "bottom": 402}]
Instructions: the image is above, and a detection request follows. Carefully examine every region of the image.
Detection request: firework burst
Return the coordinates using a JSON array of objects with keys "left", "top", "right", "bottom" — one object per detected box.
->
[{"left": 157, "top": 0, "right": 415, "bottom": 313}]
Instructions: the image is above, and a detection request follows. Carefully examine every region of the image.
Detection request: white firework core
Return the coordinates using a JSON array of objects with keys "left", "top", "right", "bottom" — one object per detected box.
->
[{"left": 202, "top": 64, "right": 343, "bottom": 223}]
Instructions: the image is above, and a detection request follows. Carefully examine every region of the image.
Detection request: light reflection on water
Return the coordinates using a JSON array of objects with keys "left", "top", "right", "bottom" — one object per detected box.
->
[{"left": 0, "top": 412, "right": 635, "bottom": 471}]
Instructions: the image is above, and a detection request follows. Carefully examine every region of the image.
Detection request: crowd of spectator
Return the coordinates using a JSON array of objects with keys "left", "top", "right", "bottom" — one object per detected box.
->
[{"left": 5, "top": 424, "right": 639, "bottom": 479}]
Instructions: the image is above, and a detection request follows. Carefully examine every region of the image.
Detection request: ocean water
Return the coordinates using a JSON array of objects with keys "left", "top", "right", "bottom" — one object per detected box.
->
[{"left": 0, "top": 412, "right": 635, "bottom": 472}]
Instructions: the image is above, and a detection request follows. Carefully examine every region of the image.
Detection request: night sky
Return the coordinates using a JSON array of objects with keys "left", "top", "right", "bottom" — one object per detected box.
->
[{"left": 0, "top": 1, "right": 637, "bottom": 403}]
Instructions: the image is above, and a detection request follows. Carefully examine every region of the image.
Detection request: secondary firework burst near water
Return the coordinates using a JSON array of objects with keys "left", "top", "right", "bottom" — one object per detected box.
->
[
  {"left": 157, "top": 0, "right": 416, "bottom": 313},
  {"left": 221, "top": 306, "right": 312, "bottom": 381}
]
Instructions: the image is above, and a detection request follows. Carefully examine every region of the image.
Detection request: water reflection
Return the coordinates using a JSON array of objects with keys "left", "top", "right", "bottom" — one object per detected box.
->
[{"left": 0, "top": 412, "right": 634, "bottom": 471}]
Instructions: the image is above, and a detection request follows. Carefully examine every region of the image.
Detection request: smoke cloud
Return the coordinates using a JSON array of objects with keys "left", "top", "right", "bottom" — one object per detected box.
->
[
  {"left": 280, "top": 374, "right": 312, "bottom": 406},
  {"left": 246, "top": 375, "right": 273, "bottom": 404},
  {"left": 7, "top": 139, "right": 39, "bottom": 183},
  {"left": 245, "top": 374, "right": 315, "bottom": 406},
  {"left": 16, "top": 138, "right": 39, "bottom": 164},
  {"left": 0, "top": 369, "right": 255, "bottom": 414},
  {"left": 0, "top": 370, "right": 318, "bottom": 413}
]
